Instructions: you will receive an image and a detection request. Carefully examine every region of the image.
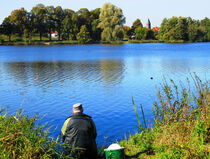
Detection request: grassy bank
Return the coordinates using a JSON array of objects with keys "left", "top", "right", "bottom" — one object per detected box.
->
[
  {"left": 0, "top": 35, "right": 207, "bottom": 46},
  {"left": 120, "top": 74, "right": 209, "bottom": 158},
  {"left": 0, "top": 40, "right": 198, "bottom": 46},
  {"left": 0, "top": 109, "right": 72, "bottom": 159},
  {"left": 0, "top": 39, "right": 124, "bottom": 46}
]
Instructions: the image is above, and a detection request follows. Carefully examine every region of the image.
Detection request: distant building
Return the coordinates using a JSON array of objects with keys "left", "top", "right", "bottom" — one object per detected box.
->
[
  {"left": 152, "top": 27, "right": 160, "bottom": 32},
  {"left": 51, "top": 31, "right": 58, "bottom": 38},
  {"left": 146, "top": 19, "right": 151, "bottom": 29}
]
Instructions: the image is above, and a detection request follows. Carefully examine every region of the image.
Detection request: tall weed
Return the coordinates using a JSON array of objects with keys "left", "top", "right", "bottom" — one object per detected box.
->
[
  {"left": 122, "top": 74, "right": 209, "bottom": 158},
  {"left": 0, "top": 108, "right": 70, "bottom": 159}
]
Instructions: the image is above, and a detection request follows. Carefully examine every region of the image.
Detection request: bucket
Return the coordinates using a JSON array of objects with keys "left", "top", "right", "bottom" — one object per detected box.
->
[{"left": 104, "top": 144, "right": 125, "bottom": 159}]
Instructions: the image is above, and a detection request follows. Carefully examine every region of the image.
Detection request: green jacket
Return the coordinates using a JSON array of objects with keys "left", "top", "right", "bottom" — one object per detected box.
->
[{"left": 61, "top": 112, "right": 97, "bottom": 158}]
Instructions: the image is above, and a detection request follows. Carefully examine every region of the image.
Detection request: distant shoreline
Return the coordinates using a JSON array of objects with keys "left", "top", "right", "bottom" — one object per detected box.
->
[{"left": 0, "top": 40, "right": 208, "bottom": 46}]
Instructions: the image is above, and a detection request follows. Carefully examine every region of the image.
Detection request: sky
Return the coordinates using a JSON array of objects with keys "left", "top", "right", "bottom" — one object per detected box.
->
[{"left": 0, "top": 0, "right": 210, "bottom": 27}]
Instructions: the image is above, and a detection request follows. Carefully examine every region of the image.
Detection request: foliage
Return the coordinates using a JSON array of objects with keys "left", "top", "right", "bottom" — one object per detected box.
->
[
  {"left": 135, "top": 27, "right": 154, "bottom": 40},
  {"left": 121, "top": 74, "right": 210, "bottom": 158},
  {"left": 10, "top": 8, "right": 28, "bottom": 36},
  {"left": 159, "top": 16, "right": 210, "bottom": 42},
  {"left": 0, "top": 4, "right": 210, "bottom": 43},
  {"left": 123, "top": 25, "right": 131, "bottom": 39},
  {"left": 132, "top": 18, "right": 143, "bottom": 29},
  {"left": 31, "top": 4, "right": 47, "bottom": 41},
  {"left": 62, "top": 10, "right": 74, "bottom": 40},
  {"left": 200, "top": 17, "right": 210, "bottom": 41},
  {"left": 1, "top": 16, "right": 14, "bottom": 41},
  {"left": 0, "top": 108, "right": 73, "bottom": 159},
  {"left": 76, "top": 25, "right": 91, "bottom": 43},
  {"left": 98, "top": 3, "right": 125, "bottom": 41}
]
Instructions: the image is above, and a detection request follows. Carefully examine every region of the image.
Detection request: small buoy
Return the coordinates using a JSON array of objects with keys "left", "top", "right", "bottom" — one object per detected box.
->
[{"left": 150, "top": 77, "right": 153, "bottom": 80}]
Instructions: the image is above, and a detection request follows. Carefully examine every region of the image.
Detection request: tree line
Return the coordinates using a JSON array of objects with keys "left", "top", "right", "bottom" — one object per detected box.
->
[{"left": 0, "top": 3, "right": 209, "bottom": 43}]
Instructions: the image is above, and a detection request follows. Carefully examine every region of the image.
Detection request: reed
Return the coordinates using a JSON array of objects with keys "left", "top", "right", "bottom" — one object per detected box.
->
[
  {"left": 121, "top": 74, "right": 209, "bottom": 158},
  {"left": 0, "top": 108, "right": 71, "bottom": 159}
]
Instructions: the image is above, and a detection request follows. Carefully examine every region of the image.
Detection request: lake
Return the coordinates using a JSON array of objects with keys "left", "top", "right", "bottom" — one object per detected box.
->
[{"left": 0, "top": 43, "right": 209, "bottom": 146}]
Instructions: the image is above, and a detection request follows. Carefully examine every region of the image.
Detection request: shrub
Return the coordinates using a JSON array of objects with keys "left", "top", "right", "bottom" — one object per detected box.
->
[{"left": 0, "top": 108, "right": 70, "bottom": 159}]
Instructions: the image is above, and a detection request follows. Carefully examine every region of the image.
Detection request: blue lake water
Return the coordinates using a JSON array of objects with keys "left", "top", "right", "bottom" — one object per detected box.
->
[{"left": 0, "top": 43, "right": 209, "bottom": 146}]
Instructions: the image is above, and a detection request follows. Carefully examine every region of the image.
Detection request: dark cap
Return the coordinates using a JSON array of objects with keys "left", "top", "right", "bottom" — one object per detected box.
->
[{"left": 73, "top": 103, "right": 83, "bottom": 111}]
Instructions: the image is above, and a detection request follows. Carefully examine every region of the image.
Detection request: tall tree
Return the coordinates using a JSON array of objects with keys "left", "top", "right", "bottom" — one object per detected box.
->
[
  {"left": 10, "top": 8, "right": 28, "bottom": 37},
  {"left": 90, "top": 8, "right": 101, "bottom": 41},
  {"left": 200, "top": 17, "right": 210, "bottom": 41},
  {"left": 91, "top": 19, "right": 102, "bottom": 41},
  {"left": 62, "top": 9, "right": 74, "bottom": 40},
  {"left": 53, "top": 6, "right": 64, "bottom": 40},
  {"left": 71, "top": 14, "right": 79, "bottom": 40},
  {"left": 132, "top": 18, "right": 143, "bottom": 29},
  {"left": 1, "top": 16, "right": 14, "bottom": 41},
  {"left": 98, "top": 3, "right": 125, "bottom": 41},
  {"left": 45, "top": 6, "right": 55, "bottom": 41},
  {"left": 135, "top": 27, "right": 154, "bottom": 40},
  {"left": 123, "top": 26, "right": 131, "bottom": 39},
  {"left": 76, "top": 25, "right": 91, "bottom": 43},
  {"left": 76, "top": 8, "right": 91, "bottom": 30},
  {"left": 24, "top": 12, "right": 34, "bottom": 41},
  {"left": 31, "top": 4, "right": 47, "bottom": 40},
  {"left": 174, "top": 17, "right": 188, "bottom": 41},
  {"left": 159, "top": 16, "right": 189, "bottom": 41}
]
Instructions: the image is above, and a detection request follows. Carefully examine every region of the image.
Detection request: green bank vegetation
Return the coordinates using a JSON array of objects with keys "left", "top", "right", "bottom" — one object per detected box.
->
[
  {"left": 120, "top": 74, "right": 209, "bottom": 158},
  {"left": 0, "top": 109, "right": 72, "bottom": 159},
  {"left": 0, "top": 3, "right": 210, "bottom": 45}
]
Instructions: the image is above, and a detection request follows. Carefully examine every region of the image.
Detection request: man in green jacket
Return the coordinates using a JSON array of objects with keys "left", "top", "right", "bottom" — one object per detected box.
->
[{"left": 61, "top": 103, "right": 97, "bottom": 159}]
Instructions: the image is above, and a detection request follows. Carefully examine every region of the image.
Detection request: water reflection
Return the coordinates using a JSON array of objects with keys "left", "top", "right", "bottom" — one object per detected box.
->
[
  {"left": 100, "top": 60, "right": 124, "bottom": 87},
  {"left": 1, "top": 60, "right": 125, "bottom": 89},
  {"left": 0, "top": 43, "right": 209, "bottom": 146}
]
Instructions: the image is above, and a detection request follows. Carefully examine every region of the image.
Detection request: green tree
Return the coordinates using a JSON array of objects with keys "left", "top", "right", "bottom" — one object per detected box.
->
[
  {"left": 158, "top": 18, "right": 168, "bottom": 40},
  {"left": 24, "top": 12, "right": 34, "bottom": 41},
  {"left": 135, "top": 27, "right": 154, "bottom": 40},
  {"left": 90, "top": 8, "right": 101, "bottom": 41},
  {"left": 71, "top": 14, "right": 79, "bottom": 40},
  {"left": 132, "top": 18, "right": 143, "bottom": 29},
  {"left": 174, "top": 17, "right": 188, "bottom": 41},
  {"left": 76, "top": 25, "right": 91, "bottom": 43},
  {"left": 10, "top": 8, "right": 28, "bottom": 37},
  {"left": 45, "top": 6, "right": 55, "bottom": 41},
  {"left": 200, "top": 17, "right": 210, "bottom": 41},
  {"left": 98, "top": 3, "right": 125, "bottom": 41},
  {"left": 1, "top": 16, "right": 14, "bottom": 41},
  {"left": 159, "top": 16, "right": 188, "bottom": 41},
  {"left": 128, "top": 18, "right": 143, "bottom": 39},
  {"left": 112, "top": 25, "right": 124, "bottom": 40},
  {"left": 61, "top": 9, "right": 75, "bottom": 40},
  {"left": 123, "top": 25, "right": 131, "bottom": 39},
  {"left": 76, "top": 8, "right": 91, "bottom": 30},
  {"left": 187, "top": 18, "right": 205, "bottom": 42},
  {"left": 90, "top": 8, "right": 100, "bottom": 20},
  {"left": 53, "top": 6, "right": 64, "bottom": 40},
  {"left": 91, "top": 19, "right": 102, "bottom": 41},
  {"left": 31, "top": 4, "right": 47, "bottom": 41}
]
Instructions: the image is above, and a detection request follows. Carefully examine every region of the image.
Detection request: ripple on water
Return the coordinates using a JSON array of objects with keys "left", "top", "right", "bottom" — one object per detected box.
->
[{"left": 0, "top": 43, "right": 209, "bottom": 146}]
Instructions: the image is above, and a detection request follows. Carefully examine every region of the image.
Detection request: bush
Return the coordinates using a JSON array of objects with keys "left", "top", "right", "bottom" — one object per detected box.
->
[{"left": 0, "top": 108, "right": 70, "bottom": 158}]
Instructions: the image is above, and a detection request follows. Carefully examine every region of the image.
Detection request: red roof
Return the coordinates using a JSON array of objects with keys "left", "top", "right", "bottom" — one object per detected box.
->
[{"left": 152, "top": 27, "right": 160, "bottom": 31}]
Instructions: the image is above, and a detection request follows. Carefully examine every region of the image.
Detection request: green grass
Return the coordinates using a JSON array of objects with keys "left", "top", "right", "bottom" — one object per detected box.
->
[
  {"left": 0, "top": 108, "right": 73, "bottom": 159},
  {"left": 126, "top": 39, "right": 162, "bottom": 43},
  {"left": 120, "top": 74, "right": 210, "bottom": 158}
]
